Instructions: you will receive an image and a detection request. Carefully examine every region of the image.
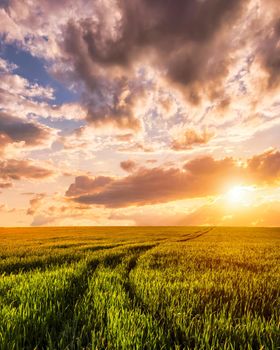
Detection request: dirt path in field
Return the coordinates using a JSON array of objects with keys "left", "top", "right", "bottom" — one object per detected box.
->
[
  {"left": 124, "top": 244, "right": 193, "bottom": 348},
  {"left": 176, "top": 227, "right": 214, "bottom": 242}
]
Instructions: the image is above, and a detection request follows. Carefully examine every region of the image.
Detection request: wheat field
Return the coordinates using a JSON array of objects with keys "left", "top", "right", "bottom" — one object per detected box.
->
[{"left": 0, "top": 226, "right": 279, "bottom": 350}]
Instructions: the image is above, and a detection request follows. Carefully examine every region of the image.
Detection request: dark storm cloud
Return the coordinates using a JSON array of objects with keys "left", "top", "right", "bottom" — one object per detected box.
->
[
  {"left": 67, "top": 0, "right": 244, "bottom": 69},
  {"left": 0, "top": 111, "right": 49, "bottom": 150},
  {"left": 0, "top": 159, "right": 53, "bottom": 181},
  {"left": 126, "top": 0, "right": 244, "bottom": 96}
]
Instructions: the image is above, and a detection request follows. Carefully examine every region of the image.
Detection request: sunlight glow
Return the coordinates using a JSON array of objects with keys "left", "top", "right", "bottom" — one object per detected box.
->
[{"left": 227, "top": 186, "right": 253, "bottom": 205}]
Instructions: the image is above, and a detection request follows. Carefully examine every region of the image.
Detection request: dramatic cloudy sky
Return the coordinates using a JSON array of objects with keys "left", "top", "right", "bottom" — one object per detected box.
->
[{"left": 1, "top": 0, "right": 280, "bottom": 226}]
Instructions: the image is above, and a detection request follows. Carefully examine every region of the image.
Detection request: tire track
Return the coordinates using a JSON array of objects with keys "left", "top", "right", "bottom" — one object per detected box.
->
[{"left": 176, "top": 227, "right": 214, "bottom": 242}]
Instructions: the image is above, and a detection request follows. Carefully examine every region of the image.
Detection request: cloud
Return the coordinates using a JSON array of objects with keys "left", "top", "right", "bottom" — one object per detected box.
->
[
  {"left": 0, "top": 59, "right": 83, "bottom": 122},
  {"left": 2, "top": 0, "right": 280, "bottom": 226},
  {"left": 0, "top": 182, "right": 12, "bottom": 188},
  {"left": 247, "top": 149, "right": 280, "bottom": 183},
  {"left": 0, "top": 159, "right": 53, "bottom": 181},
  {"left": 0, "top": 0, "right": 83, "bottom": 58},
  {"left": 66, "top": 175, "right": 113, "bottom": 197},
  {"left": 0, "top": 69, "right": 54, "bottom": 100},
  {"left": 184, "top": 156, "right": 237, "bottom": 178},
  {"left": 27, "top": 193, "right": 46, "bottom": 215},
  {"left": 59, "top": 0, "right": 246, "bottom": 130},
  {"left": 0, "top": 202, "right": 16, "bottom": 214},
  {"left": 66, "top": 149, "right": 280, "bottom": 208},
  {"left": 31, "top": 215, "right": 56, "bottom": 227},
  {"left": 257, "top": 8, "right": 280, "bottom": 90},
  {"left": 64, "top": 0, "right": 244, "bottom": 72},
  {"left": 0, "top": 57, "right": 17, "bottom": 73},
  {"left": 171, "top": 128, "right": 214, "bottom": 150},
  {"left": 120, "top": 160, "right": 137, "bottom": 172},
  {"left": 67, "top": 157, "right": 239, "bottom": 208},
  {"left": 115, "top": 133, "right": 134, "bottom": 142},
  {"left": 84, "top": 78, "right": 143, "bottom": 130},
  {"left": 2, "top": 0, "right": 279, "bottom": 148},
  {"left": 62, "top": 21, "right": 143, "bottom": 130},
  {"left": 0, "top": 111, "right": 50, "bottom": 152}
]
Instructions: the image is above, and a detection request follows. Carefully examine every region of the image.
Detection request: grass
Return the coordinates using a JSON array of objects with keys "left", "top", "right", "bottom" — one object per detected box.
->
[{"left": 0, "top": 226, "right": 279, "bottom": 349}]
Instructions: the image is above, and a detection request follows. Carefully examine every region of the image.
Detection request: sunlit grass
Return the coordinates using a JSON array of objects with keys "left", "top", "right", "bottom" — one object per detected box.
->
[{"left": 0, "top": 226, "right": 279, "bottom": 349}]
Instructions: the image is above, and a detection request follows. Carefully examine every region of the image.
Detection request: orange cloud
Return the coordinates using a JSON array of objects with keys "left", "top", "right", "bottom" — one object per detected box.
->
[
  {"left": 0, "top": 159, "right": 53, "bottom": 181},
  {"left": 120, "top": 160, "right": 137, "bottom": 172},
  {"left": 66, "top": 149, "right": 280, "bottom": 208},
  {"left": 27, "top": 193, "right": 46, "bottom": 216},
  {"left": 171, "top": 128, "right": 214, "bottom": 150},
  {"left": 66, "top": 175, "right": 113, "bottom": 197},
  {"left": 247, "top": 149, "right": 280, "bottom": 183},
  {"left": 0, "top": 182, "right": 12, "bottom": 188},
  {"left": 66, "top": 158, "right": 236, "bottom": 208}
]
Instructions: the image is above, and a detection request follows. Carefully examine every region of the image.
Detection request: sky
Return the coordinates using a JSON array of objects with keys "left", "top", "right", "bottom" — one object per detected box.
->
[{"left": 0, "top": 0, "right": 280, "bottom": 227}]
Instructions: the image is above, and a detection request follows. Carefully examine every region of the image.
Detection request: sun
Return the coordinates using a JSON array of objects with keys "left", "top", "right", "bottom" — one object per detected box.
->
[{"left": 227, "top": 185, "right": 252, "bottom": 205}]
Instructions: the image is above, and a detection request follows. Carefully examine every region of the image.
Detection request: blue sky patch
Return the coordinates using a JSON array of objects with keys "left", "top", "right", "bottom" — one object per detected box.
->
[{"left": 1, "top": 43, "right": 79, "bottom": 105}]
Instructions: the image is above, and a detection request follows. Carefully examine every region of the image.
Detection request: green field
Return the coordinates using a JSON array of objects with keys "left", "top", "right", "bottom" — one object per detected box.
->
[{"left": 0, "top": 227, "right": 279, "bottom": 350}]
